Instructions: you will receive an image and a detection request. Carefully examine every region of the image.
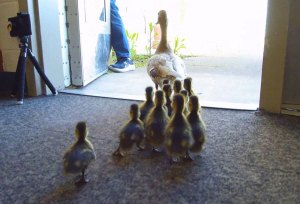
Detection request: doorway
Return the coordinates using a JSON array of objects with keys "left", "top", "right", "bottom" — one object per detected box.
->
[{"left": 63, "top": 0, "right": 268, "bottom": 110}]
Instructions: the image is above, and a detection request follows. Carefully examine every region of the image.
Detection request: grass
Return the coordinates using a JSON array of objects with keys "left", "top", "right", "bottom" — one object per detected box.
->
[
  {"left": 111, "top": 51, "right": 151, "bottom": 68},
  {"left": 132, "top": 55, "right": 151, "bottom": 68},
  {"left": 111, "top": 51, "right": 202, "bottom": 69}
]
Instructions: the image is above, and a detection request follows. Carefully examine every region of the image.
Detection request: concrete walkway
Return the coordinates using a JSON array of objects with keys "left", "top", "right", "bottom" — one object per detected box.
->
[{"left": 62, "top": 56, "right": 263, "bottom": 110}]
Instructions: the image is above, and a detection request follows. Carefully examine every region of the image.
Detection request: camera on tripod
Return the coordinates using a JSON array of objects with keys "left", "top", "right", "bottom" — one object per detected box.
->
[
  {"left": 8, "top": 12, "right": 32, "bottom": 38},
  {"left": 7, "top": 12, "right": 57, "bottom": 104}
]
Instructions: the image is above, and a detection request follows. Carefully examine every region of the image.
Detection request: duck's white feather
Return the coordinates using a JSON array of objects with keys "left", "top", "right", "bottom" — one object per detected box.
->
[
  {"left": 146, "top": 10, "right": 188, "bottom": 89},
  {"left": 147, "top": 53, "right": 187, "bottom": 88}
]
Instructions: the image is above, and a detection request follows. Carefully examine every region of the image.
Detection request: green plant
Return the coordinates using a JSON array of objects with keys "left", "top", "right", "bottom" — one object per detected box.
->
[
  {"left": 173, "top": 36, "right": 186, "bottom": 55},
  {"left": 145, "top": 22, "right": 154, "bottom": 56},
  {"left": 126, "top": 30, "right": 139, "bottom": 56}
]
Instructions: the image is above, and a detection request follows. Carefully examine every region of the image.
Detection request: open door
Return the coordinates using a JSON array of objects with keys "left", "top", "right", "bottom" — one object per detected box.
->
[{"left": 66, "top": 0, "right": 110, "bottom": 86}]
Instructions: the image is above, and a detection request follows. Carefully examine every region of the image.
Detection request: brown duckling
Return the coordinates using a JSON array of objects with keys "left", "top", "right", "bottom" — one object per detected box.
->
[
  {"left": 183, "top": 77, "right": 196, "bottom": 96},
  {"left": 183, "top": 77, "right": 203, "bottom": 113},
  {"left": 187, "top": 95, "right": 206, "bottom": 158},
  {"left": 63, "top": 121, "right": 96, "bottom": 185},
  {"left": 144, "top": 90, "right": 170, "bottom": 152},
  {"left": 183, "top": 77, "right": 202, "bottom": 113},
  {"left": 113, "top": 104, "right": 145, "bottom": 157},
  {"left": 173, "top": 79, "right": 182, "bottom": 94},
  {"left": 139, "top": 86, "right": 155, "bottom": 122},
  {"left": 180, "top": 89, "right": 189, "bottom": 116},
  {"left": 163, "top": 84, "right": 172, "bottom": 117},
  {"left": 165, "top": 94, "right": 194, "bottom": 163}
]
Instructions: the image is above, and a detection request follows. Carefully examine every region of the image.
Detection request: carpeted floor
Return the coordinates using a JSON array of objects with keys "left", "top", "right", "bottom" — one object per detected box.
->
[{"left": 0, "top": 93, "right": 299, "bottom": 203}]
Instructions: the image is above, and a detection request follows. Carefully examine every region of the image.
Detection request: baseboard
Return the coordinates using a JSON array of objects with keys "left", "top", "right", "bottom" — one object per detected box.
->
[{"left": 281, "top": 104, "right": 300, "bottom": 116}]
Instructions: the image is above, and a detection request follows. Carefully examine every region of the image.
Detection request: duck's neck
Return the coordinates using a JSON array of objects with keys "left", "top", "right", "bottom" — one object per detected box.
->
[{"left": 155, "top": 23, "right": 172, "bottom": 54}]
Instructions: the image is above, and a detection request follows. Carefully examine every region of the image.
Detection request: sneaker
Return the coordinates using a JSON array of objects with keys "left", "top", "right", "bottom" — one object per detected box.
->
[{"left": 109, "top": 58, "right": 135, "bottom": 73}]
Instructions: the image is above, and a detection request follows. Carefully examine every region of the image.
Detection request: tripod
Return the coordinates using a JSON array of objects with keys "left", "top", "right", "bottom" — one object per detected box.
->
[{"left": 11, "top": 36, "right": 57, "bottom": 104}]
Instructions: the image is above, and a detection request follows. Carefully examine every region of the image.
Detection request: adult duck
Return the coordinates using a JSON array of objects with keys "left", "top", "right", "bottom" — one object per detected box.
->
[{"left": 147, "top": 10, "right": 187, "bottom": 90}]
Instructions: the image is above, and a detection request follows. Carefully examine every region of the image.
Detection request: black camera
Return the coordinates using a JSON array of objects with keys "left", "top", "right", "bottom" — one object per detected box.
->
[{"left": 8, "top": 12, "right": 32, "bottom": 38}]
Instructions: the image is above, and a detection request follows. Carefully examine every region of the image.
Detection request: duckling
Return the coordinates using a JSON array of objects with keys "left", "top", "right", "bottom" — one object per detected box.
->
[
  {"left": 187, "top": 95, "right": 206, "bottom": 158},
  {"left": 183, "top": 77, "right": 196, "bottom": 96},
  {"left": 165, "top": 94, "right": 194, "bottom": 163},
  {"left": 139, "top": 86, "right": 155, "bottom": 122},
  {"left": 63, "top": 121, "right": 96, "bottom": 185},
  {"left": 113, "top": 104, "right": 145, "bottom": 157},
  {"left": 183, "top": 77, "right": 203, "bottom": 113},
  {"left": 144, "top": 90, "right": 170, "bottom": 152},
  {"left": 147, "top": 10, "right": 187, "bottom": 89},
  {"left": 180, "top": 89, "right": 190, "bottom": 116},
  {"left": 163, "top": 84, "right": 172, "bottom": 117},
  {"left": 173, "top": 79, "right": 182, "bottom": 94},
  {"left": 163, "top": 79, "right": 170, "bottom": 85}
]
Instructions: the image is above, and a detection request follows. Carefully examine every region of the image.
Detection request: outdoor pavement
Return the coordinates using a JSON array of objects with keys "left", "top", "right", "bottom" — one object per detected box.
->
[{"left": 62, "top": 56, "right": 263, "bottom": 110}]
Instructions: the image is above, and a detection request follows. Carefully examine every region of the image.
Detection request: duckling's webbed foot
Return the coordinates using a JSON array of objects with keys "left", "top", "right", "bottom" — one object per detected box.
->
[
  {"left": 152, "top": 147, "right": 162, "bottom": 153},
  {"left": 169, "top": 157, "right": 180, "bottom": 164},
  {"left": 183, "top": 150, "right": 194, "bottom": 161},
  {"left": 136, "top": 142, "right": 145, "bottom": 151},
  {"left": 75, "top": 169, "right": 89, "bottom": 185},
  {"left": 113, "top": 147, "right": 124, "bottom": 157},
  {"left": 137, "top": 146, "right": 145, "bottom": 151}
]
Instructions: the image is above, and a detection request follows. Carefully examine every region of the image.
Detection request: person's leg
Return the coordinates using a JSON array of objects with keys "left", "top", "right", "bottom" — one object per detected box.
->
[
  {"left": 110, "top": 0, "right": 129, "bottom": 59},
  {"left": 109, "top": 0, "right": 135, "bottom": 72}
]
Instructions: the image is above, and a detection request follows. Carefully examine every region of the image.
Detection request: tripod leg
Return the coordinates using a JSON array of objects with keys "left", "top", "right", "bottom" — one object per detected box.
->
[
  {"left": 11, "top": 50, "right": 26, "bottom": 98},
  {"left": 27, "top": 49, "right": 57, "bottom": 95},
  {"left": 13, "top": 51, "right": 27, "bottom": 104}
]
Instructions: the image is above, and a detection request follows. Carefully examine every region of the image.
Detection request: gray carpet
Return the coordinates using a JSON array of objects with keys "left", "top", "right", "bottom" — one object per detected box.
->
[{"left": 0, "top": 93, "right": 299, "bottom": 204}]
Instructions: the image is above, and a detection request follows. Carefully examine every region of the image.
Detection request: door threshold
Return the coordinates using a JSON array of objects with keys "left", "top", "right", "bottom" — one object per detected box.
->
[{"left": 60, "top": 89, "right": 258, "bottom": 111}]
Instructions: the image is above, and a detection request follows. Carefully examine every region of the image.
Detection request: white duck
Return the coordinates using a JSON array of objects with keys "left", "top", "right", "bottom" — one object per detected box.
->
[{"left": 147, "top": 10, "right": 188, "bottom": 90}]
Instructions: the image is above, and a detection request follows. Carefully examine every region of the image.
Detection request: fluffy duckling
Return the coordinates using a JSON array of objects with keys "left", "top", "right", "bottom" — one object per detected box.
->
[
  {"left": 139, "top": 86, "right": 155, "bottom": 122},
  {"left": 163, "top": 84, "right": 172, "bottom": 117},
  {"left": 180, "top": 89, "right": 190, "bottom": 116},
  {"left": 183, "top": 77, "right": 196, "bottom": 96},
  {"left": 144, "top": 90, "right": 170, "bottom": 152},
  {"left": 163, "top": 79, "right": 170, "bottom": 85},
  {"left": 173, "top": 79, "right": 182, "bottom": 94},
  {"left": 165, "top": 94, "right": 194, "bottom": 163},
  {"left": 187, "top": 95, "right": 206, "bottom": 158},
  {"left": 63, "top": 122, "right": 96, "bottom": 185},
  {"left": 183, "top": 77, "right": 203, "bottom": 113},
  {"left": 113, "top": 104, "right": 145, "bottom": 157},
  {"left": 147, "top": 10, "right": 187, "bottom": 89}
]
